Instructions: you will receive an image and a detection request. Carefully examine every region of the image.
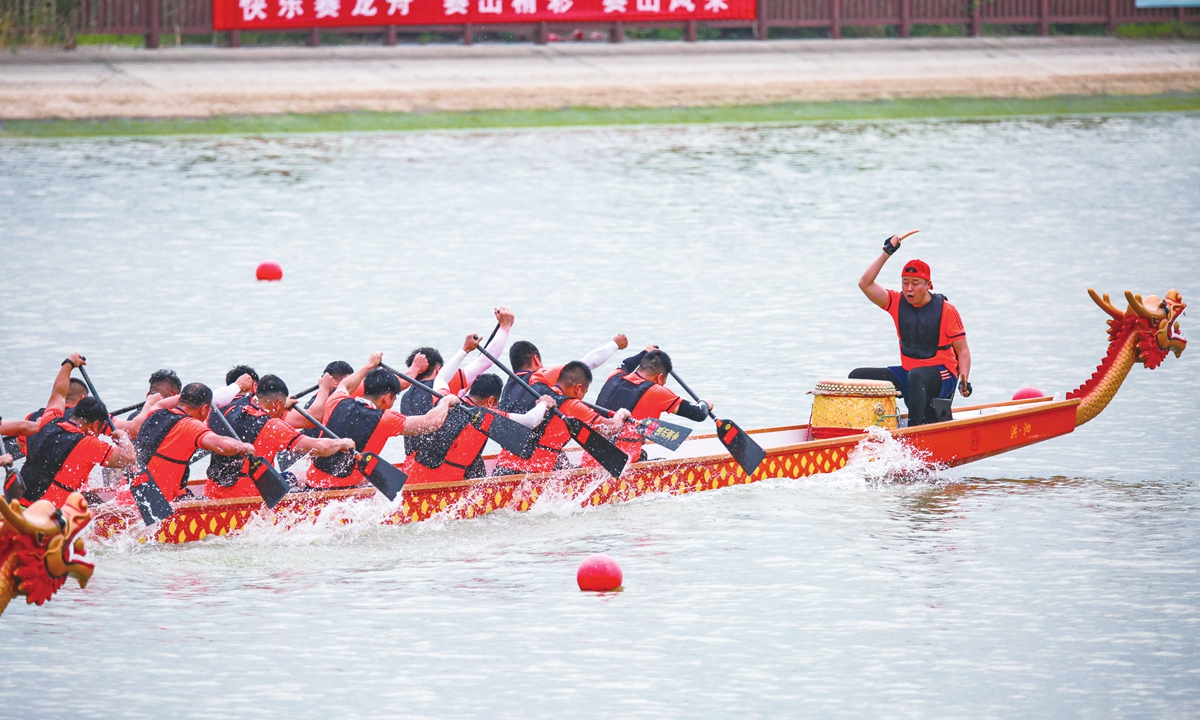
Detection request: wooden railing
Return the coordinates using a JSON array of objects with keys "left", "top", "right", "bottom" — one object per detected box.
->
[{"left": 59, "top": 0, "right": 1199, "bottom": 47}]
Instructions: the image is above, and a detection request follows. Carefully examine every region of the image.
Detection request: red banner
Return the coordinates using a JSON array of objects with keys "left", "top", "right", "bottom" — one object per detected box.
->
[{"left": 213, "top": 0, "right": 755, "bottom": 30}]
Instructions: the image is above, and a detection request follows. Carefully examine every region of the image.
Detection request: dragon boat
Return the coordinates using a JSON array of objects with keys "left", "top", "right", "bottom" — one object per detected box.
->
[{"left": 89, "top": 288, "right": 1187, "bottom": 546}]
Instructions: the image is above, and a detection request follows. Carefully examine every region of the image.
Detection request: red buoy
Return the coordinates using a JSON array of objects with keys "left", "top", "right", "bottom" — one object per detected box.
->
[
  {"left": 256, "top": 261, "right": 283, "bottom": 282},
  {"left": 1012, "top": 386, "right": 1044, "bottom": 400},
  {"left": 577, "top": 553, "right": 622, "bottom": 592}
]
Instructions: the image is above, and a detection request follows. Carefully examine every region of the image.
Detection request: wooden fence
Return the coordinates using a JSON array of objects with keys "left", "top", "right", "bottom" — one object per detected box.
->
[{"left": 56, "top": 0, "right": 1200, "bottom": 47}]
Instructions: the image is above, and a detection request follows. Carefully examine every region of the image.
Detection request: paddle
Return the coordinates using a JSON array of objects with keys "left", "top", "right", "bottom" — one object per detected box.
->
[
  {"left": 76, "top": 363, "right": 174, "bottom": 525},
  {"left": 206, "top": 404, "right": 290, "bottom": 509},
  {"left": 581, "top": 400, "right": 692, "bottom": 452},
  {"left": 468, "top": 347, "right": 628, "bottom": 479},
  {"left": 378, "top": 363, "right": 533, "bottom": 458},
  {"left": 290, "top": 406, "right": 408, "bottom": 502},
  {"left": 668, "top": 370, "right": 765, "bottom": 477}
]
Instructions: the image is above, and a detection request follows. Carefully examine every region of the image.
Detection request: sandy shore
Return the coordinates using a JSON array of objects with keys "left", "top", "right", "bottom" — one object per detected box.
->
[{"left": 1, "top": 37, "right": 1198, "bottom": 120}]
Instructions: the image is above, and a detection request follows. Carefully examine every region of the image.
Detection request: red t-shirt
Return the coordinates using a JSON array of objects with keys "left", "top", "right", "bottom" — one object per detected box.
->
[
  {"left": 305, "top": 393, "right": 406, "bottom": 489},
  {"left": 33, "top": 408, "right": 114, "bottom": 508},
  {"left": 885, "top": 289, "right": 966, "bottom": 375},
  {"left": 621, "top": 373, "right": 683, "bottom": 420},
  {"left": 204, "top": 416, "right": 304, "bottom": 500}
]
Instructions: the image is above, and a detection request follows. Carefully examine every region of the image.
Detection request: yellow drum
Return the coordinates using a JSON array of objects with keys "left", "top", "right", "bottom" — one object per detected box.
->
[{"left": 809, "top": 379, "right": 899, "bottom": 439}]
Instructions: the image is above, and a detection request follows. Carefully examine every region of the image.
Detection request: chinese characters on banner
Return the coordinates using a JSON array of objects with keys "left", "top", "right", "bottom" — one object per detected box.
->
[{"left": 214, "top": 0, "right": 754, "bottom": 30}]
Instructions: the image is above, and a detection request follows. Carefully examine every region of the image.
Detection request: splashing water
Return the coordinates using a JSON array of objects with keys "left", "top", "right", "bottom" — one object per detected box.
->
[{"left": 827, "top": 426, "right": 947, "bottom": 489}]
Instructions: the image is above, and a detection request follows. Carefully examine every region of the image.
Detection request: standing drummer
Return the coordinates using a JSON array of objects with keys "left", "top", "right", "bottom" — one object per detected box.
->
[{"left": 851, "top": 231, "right": 972, "bottom": 427}]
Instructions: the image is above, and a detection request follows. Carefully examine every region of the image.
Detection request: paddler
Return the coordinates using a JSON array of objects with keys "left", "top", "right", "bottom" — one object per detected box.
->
[
  {"left": 212, "top": 365, "right": 258, "bottom": 410},
  {"left": 129, "top": 383, "right": 256, "bottom": 502},
  {"left": 594, "top": 349, "right": 713, "bottom": 463},
  {"left": 852, "top": 231, "right": 972, "bottom": 426},
  {"left": 304, "top": 354, "right": 459, "bottom": 490},
  {"left": 7, "top": 354, "right": 139, "bottom": 507},
  {"left": 204, "top": 374, "right": 355, "bottom": 500},
  {"left": 498, "top": 333, "right": 630, "bottom": 414},
  {"left": 7, "top": 373, "right": 90, "bottom": 458},
  {"left": 402, "top": 374, "right": 556, "bottom": 485},
  {"left": 128, "top": 369, "right": 183, "bottom": 419},
  {"left": 492, "top": 361, "right": 629, "bottom": 476},
  {"left": 401, "top": 307, "right": 515, "bottom": 455}
]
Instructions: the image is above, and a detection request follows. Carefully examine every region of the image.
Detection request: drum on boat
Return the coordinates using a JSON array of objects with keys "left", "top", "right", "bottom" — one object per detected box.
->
[{"left": 809, "top": 379, "right": 900, "bottom": 439}]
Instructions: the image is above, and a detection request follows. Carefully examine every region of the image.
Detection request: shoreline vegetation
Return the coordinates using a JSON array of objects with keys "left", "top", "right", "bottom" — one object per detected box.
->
[{"left": 2, "top": 93, "right": 1198, "bottom": 139}]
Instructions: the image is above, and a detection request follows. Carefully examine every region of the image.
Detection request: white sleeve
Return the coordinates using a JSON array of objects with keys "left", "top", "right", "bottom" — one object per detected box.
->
[
  {"left": 580, "top": 340, "right": 619, "bottom": 370},
  {"left": 211, "top": 383, "right": 241, "bottom": 409},
  {"left": 459, "top": 327, "right": 509, "bottom": 386},
  {"left": 434, "top": 349, "right": 468, "bottom": 393},
  {"left": 508, "top": 402, "right": 548, "bottom": 429}
]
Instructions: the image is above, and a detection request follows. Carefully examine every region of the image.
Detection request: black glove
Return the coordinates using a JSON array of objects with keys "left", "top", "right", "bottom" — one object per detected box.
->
[
  {"left": 959, "top": 379, "right": 973, "bottom": 398},
  {"left": 882, "top": 235, "right": 900, "bottom": 256}
]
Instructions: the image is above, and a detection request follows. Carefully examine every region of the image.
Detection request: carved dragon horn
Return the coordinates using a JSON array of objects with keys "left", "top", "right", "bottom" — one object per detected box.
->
[
  {"left": 1089, "top": 288, "right": 1124, "bottom": 320},
  {"left": 0, "top": 498, "right": 34, "bottom": 536},
  {"left": 1125, "top": 291, "right": 1164, "bottom": 320}
]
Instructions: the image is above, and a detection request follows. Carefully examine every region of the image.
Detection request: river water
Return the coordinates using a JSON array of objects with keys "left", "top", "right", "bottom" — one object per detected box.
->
[{"left": 1, "top": 114, "right": 1198, "bottom": 717}]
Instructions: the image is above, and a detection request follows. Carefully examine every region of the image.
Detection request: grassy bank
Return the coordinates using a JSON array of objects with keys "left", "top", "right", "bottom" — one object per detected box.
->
[{"left": 3, "top": 93, "right": 1199, "bottom": 139}]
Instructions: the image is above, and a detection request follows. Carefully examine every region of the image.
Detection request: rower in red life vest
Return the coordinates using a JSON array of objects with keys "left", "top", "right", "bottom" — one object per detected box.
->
[
  {"left": 204, "top": 375, "right": 356, "bottom": 500},
  {"left": 304, "top": 354, "right": 458, "bottom": 490},
  {"left": 498, "top": 333, "right": 630, "bottom": 414},
  {"left": 851, "top": 231, "right": 973, "bottom": 426},
  {"left": 401, "top": 307, "right": 514, "bottom": 456},
  {"left": 6, "top": 354, "right": 139, "bottom": 507},
  {"left": 6, "top": 375, "right": 89, "bottom": 458},
  {"left": 128, "top": 383, "right": 256, "bottom": 503},
  {"left": 492, "top": 361, "right": 629, "bottom": 476},
  {"left": 402, "top": 332, "right": 557, "bottom": 485},
  {"left": 593, "top": 349, "right": 713, "bottom": 463},
  {"left": 211, "top": 365, "right": 258, "bottom": 411}
]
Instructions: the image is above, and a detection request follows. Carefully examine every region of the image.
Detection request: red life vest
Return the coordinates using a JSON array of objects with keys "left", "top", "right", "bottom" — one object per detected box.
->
[
  {"left": 133, "top": 407, "right": 196, "bottom": 500},
  {"left": 495, "top": 385, "right": 573, "bottom": 475},
  {"left": 310, "top": 396, "right": 382, "bottom": 479},
  {"left": 406, "top": 401, "right": 495, "bottom": 484},
  {"left": 19, "top": 418, "right": 87, "bottom": 503},
  {"left": 206, "top": 401, "right": 271, "bottom": 488}
]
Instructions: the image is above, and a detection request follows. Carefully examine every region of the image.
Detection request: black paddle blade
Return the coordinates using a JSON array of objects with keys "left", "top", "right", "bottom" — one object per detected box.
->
[
  {"left": 633, "top": 417, "right": 692, "bottom": 451},
  {"left": 481, "top": 410, "right": 533, "bottom": 457},
  {"left": 358, "top": 452, "right": 407, "bottom": 501},
  {"left": 714, "top": 418, "right": 766, "bottom": 477},
  {"left": 131, "top": 478, "right": 174, "bottom": 526},
  {"left": 563, "top": 416, "right": 627, "bottom": 479},
  {"left": 247, "top": 456, "right": 289, "bottom": 509}
]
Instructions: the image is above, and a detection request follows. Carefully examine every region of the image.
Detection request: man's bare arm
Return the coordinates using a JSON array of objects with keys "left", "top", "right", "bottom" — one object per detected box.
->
[
  {"left": 401, "top": 395, "right": 459, "bottom": 435},
  {"left": 339, "top": 352, "right": 384, "bottom": 395},
  {"left": 859, "top": 230, "right": 918, "bottom": 309},
  {"left": 953, "top": 338, "right": 972, "bottom": 395}
]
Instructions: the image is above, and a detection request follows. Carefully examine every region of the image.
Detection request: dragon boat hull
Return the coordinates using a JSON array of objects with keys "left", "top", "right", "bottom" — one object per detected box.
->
[{"left": 90, "top": 396, "right": 1080, "bottom": 545}]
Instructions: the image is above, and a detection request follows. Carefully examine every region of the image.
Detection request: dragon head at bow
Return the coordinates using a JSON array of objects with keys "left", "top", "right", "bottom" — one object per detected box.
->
[
  {"left": 0, "top": 492, "right": 94, "bottom": 617},
  {"left": 1068, "top": 289, "right": 1187, "bottom": 425}
]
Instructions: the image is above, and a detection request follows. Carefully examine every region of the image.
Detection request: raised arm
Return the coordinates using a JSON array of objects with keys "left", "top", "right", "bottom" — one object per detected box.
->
[
  {"left": 579, "top": 334, "right": 629, "bottom": 370},
  {"left": 434, "top": 333, "right": 482, "bottom": 393},
  {"left": 102, "top": 429, "right": 137, "bottom": 469},
  {"left": 339, "top": 352, "right": 384, "bottom": 395},
  {"left": 285, "top": 372, "right": 339, "bottom": 428},
  {"left": 859, "top": 230, "right": 918, "bottom": 309},
  {"left": 46, "top": 353, "right": 85, "bottom": 414}
]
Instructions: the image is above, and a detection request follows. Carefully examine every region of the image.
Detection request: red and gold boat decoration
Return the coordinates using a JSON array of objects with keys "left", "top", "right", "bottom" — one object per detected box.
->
[{"left": 89, "top": 287, "right": 1188, "bottom": 545}]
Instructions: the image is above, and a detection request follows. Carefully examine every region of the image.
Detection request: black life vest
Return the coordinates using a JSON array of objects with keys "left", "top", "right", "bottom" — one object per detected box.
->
[
  {"left": 311, "top": 397, "right": 382, "bottom": 478},
  {"left": 596, "top": 373, "right": 657, "bottom": 445},
  {"left": 207, "top": 395, "right": 252, "bottom": 433},
  {"left": 206, "top": 401, "right": 271, "bottom": 488},
  {"left": 19, "top": 418, "right": 87, "bottom": 502},
  {"left": 518, "top": 384, "right": 572, "bottom": 458},
  {"left": 134, "top": 408, "right": 192, "bottom": 490},
  {"left": 412, "top": 401, "right": 492, "bottom": 478},
  {"left": 400, "top": 383, "right": 436, "bottom": 456},
  {"left": 898, "top": 293, "right": 951, "bottom": 361},
  {"left": 499, "top": 370, "right": 538, "bottom": 414}
]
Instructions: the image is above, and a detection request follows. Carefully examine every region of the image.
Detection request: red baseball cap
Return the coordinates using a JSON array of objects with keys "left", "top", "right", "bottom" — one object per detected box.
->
[{"left": 901, "top": 259, "right": 931, "bottom": 283}]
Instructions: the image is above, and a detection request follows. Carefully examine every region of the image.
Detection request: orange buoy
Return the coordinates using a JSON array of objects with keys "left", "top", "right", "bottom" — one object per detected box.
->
[
  {"left": 256, "top": 261, "right": 283, "bottom": 282},
  {"left": 577, "top": 553, "right": 622, "bottom": 591},
  {"left": 1012, "top": 386, "right": 1044, "bottom": 400}
]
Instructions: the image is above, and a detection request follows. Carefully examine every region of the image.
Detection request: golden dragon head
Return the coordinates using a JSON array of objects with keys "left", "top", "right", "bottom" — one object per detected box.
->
[
  {"left": 1087, "top": 288, "right": 1187, "bottom": 369},
  {"left": 0, "top": 492, "right": 94, "bottom": 615}
]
